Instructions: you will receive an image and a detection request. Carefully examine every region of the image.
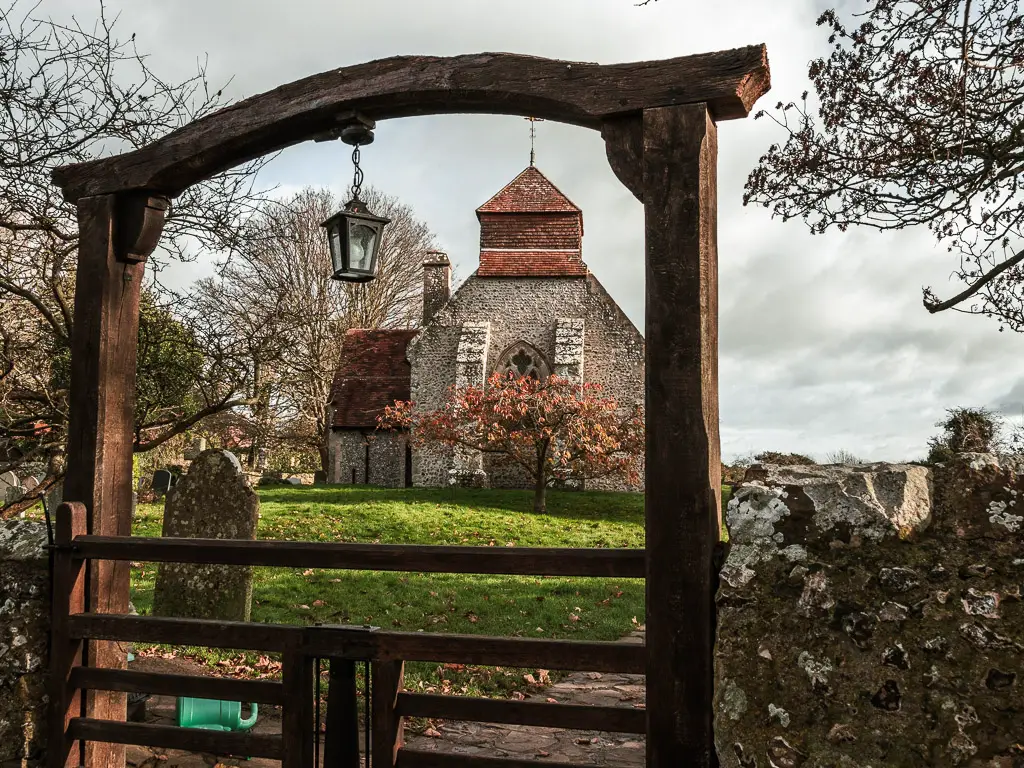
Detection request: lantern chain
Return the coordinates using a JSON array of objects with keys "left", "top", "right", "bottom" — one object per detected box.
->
[{"left": 351, "top": 144, "right": 364, "bottom": 200}]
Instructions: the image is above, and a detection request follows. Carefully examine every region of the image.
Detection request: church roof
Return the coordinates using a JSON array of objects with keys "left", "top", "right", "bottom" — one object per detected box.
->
[
  {"left": 478, "top": 250, "right": 587, "bottom": 277},
  {"left": 475, "top": 166, "right": 587, "bottom": 278},
  {"left": 329, "top": 329, "right": 417, "bottom": 429},
  {"left": 476, "top": 166, "right": 581, "bottom": 215}
]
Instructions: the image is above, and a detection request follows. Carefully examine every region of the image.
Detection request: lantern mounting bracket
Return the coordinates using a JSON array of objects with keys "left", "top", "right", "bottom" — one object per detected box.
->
[{"left": 312, "top": 111, "right": 376, "bottom": 145}]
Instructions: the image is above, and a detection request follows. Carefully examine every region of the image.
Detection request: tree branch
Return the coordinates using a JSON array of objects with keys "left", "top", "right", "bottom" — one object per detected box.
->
[
  {"left": 923, "top": 245, "right": 1024, "bottom": 313},
  {"left": 134, "top": 397, "right": 256, "bottom": 452}
]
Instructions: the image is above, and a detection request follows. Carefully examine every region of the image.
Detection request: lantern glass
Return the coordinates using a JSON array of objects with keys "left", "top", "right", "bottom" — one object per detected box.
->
[
  {"left": 328, "top": 224, "right": 344, "bottom": 271},
  {"left": 321, "top": 201, "right": 390, "bottom": 282},
  {"left": 349, "top": 222, "right": 378, "bottom": 272}
]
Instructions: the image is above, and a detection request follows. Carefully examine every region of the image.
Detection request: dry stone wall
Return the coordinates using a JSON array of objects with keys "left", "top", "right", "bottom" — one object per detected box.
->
[
  {"left": 715, "top": 455, "right": 1023, "bottom": 768},
  {"left": 0, "top": 520, "right": 48, "bottom": 768}
]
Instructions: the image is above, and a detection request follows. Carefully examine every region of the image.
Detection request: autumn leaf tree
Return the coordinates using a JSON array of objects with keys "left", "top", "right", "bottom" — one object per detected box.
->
[
  {"left": 380, "top": 372, "right": 644, "bottom": 513},
  {"left": 745, "top": 0, "right": 1024, "bottom": 328}
]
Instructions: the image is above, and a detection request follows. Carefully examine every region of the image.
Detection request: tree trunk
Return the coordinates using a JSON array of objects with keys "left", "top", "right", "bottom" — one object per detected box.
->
[
  {"left": 533, "top": 447, "right": 547, "bottom": 514},
  {"left": 316, "top": 417, "right": 330, "bottom": 475},
  {"left": 318, "top": 443, "right": 330, "bottom": 476},
  {"left": 533, "top": 471, "right": 546, "bottom": 514}
]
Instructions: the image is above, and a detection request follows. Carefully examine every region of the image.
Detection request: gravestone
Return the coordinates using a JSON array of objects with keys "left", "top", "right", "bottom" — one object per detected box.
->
[
  {"left": 21, "top": 476, "right": 38, "bottom": 493},
  {"left": 0, "top": 470, "right": 17, "bottom": 490},
  {"left": 44, "top": 482, "right": 63, "bottom": 515},
  {"left": 4, "top": 485, "right": 25, "bottom": 506},
  {"left": 152, "top": 450, "right": 259, "bottom": 621},
  {"left": 151, "top": 469, "right": 174, "bottom": 495},
  {"left": 183, "top": 437, "right": 207, "bottom": 461}
]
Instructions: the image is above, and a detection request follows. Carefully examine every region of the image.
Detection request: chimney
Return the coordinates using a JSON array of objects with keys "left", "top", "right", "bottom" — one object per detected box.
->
[{"left": 422, "top": 251, "right": 451, "bottom": 325}]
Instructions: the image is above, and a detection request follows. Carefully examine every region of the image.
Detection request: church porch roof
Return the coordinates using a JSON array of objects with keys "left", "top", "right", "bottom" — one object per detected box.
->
[{"left": 329, "top": 329, "right": 417, "bottom": 429}]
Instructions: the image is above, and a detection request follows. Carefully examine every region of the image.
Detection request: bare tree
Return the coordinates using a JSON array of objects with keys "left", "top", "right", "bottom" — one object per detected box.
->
[
  {"left": 194, "top": 185, "right": 438, "bottom": 472},
  {"left": 745, "top": 1, "right": 1024, "bottom": 329},
  {"left": 0, "top": 1, "right": 269, "bottom": 515},
  {"left": 824, "top": 449, "right": 863, "bottom": 466}
]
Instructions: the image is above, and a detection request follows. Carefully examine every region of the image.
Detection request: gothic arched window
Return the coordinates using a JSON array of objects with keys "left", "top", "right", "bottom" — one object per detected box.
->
[{"left": 495, "top": 342, "right": 550, "bottom": 381}]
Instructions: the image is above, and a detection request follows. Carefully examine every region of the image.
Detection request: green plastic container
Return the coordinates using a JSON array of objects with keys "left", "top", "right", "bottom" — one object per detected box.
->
[{"left": 176, "top": 697, "right": 258, "bottom": 732}]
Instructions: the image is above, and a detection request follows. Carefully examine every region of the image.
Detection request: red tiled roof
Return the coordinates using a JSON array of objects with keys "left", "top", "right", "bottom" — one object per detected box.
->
[
  {"left": 476, "top": 166, "right": 581, "bottom": 214},
  {"left": 478, "top": 250, "right": 587, "bottom": 277},
  {"left": 329, "top": 329, "right": 417, "bottom": 429}
]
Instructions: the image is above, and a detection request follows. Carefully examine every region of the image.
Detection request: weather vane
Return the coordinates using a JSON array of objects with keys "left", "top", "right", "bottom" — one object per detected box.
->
[{"left": 524, "top": 116, "right": 544, "bottom": 166}]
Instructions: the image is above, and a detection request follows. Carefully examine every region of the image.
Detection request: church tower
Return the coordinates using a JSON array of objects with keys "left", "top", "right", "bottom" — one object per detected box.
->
[{"left": 475, "top": 166, "right": 587, "bottom": 278}]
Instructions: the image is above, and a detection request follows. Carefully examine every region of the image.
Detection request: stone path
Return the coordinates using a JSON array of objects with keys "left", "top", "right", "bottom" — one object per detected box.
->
[
  {"left": 401, "top": 629, "right": 645, "bottom": 765},
  {"left": 125, "top": 630, "right": 646, "bottom": 767}
]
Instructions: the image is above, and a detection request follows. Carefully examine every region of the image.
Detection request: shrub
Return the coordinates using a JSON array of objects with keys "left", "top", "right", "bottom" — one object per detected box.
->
[
  {"left": 926, "top": 407, "right": 1002, "bottom": 464},
  {"left": 752, "top": 451, "right": 817, "bottom": 466},
  {"left": 825, "top": 449, "right": 863, "bottom": 465}
]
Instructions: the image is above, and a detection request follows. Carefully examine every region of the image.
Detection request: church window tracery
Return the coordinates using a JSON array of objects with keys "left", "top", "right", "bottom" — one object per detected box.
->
[{"left": 495, "top": 342, "right": 550, "bottom": 381}]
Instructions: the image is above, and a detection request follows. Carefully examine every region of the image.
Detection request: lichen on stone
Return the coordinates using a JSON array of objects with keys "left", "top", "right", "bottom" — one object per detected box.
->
[
  {"left": 767, "top": 703, "right": 791, "bottom": 728},
  {"left": 987, "top": 499, "right": 1023, "bottom": 531},
  {"left": 718, "top": 678, "right": 748, "bottom": 722}
]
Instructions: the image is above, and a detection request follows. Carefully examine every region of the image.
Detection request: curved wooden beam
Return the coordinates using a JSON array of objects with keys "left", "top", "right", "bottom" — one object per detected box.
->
[{"left": 52, "top": 46, "right": 770, "bottom": 201}]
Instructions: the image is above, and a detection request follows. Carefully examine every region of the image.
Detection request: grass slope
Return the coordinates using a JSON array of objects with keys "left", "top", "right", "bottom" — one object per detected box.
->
[{"left": 131, "top": 485, "right": 727, "bottom": 696}]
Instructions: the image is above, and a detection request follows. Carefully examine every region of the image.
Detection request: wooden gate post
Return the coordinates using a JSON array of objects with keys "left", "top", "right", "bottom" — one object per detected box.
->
[
  {"left": 642, "top": 103, "right": 721, "bottom": 767},
  {"left": 48, "top": 502, "right": 88, "bottom": 768},
  {"left": 64, "top": 192, "right": 165, "bottom": 767}
]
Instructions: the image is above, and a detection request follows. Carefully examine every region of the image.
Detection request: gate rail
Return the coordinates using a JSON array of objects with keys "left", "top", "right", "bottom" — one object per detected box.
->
[{"left": 50, "top": 502, "right": 647, "bottom": 767}]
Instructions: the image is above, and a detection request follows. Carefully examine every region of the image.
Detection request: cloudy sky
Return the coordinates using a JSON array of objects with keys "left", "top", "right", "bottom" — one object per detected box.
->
[{"left": 39, "top": 0, "right": 1024, "bottom": 462}]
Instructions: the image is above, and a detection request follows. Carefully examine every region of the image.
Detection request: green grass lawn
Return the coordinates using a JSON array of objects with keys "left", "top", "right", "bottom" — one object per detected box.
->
[{"left": 130, "top": 485, "right": 728, "bottom": 697}]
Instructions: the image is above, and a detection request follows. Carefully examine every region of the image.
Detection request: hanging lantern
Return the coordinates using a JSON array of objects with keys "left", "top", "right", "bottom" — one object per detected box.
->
[{"left": 322, "top": 117, "right": 390, "bottom": 282}]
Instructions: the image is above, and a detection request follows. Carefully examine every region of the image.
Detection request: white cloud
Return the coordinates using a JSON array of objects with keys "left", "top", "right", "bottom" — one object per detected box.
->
[{"left": 27, "top": 0, "right": 1022, "bottom": 463}]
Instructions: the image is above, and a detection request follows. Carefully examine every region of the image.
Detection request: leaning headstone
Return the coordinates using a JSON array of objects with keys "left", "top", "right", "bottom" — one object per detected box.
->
[
  {"left": 21, "top": 476, "right": 38, "bottom": 493},
  {"left": 152, "top": 450, "right": 259, "bottom": 622},
  {"left": 285, "top": 476, "right": 302, "bottom": 485},
  {"left": 151, "top": 469, "right": 174, "bottom": 496},
  {"left": 0, "top": 470, "right": 17, "bottom": 490}
]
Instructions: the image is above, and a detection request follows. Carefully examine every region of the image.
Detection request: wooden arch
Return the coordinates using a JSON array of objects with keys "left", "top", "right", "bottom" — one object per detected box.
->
[{"left": 52, "top": 47, "right": 770, "bottom": 768}]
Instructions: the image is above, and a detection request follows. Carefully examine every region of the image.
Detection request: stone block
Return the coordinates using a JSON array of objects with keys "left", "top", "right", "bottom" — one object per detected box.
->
[
  {"left": 716, "top": 458, "right": 1024, "bottom": 767},
  {"left": 0, "top": 520, "right": 49, "bottom": 766},
  {"left": 152, "top": 450, "right": 259, "bottom": 622}
]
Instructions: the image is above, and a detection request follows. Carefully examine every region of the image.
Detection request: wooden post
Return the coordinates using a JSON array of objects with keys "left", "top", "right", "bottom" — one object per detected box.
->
[
  {"left": 642, "top": 103, "right": 721, "bottom": 767},
  {"left": 323, "top": 659, "right": 361, "bottom": 768},
  {"left": 282, "top": 649, "right": 315, "bottom": 768},
  {"left": 371, "top": 660, "right": 404, "bottom": 767},
  {"left": 48, "top": 502, "right": 88, "bottom": 768},
  {"left": 63, "top": 192, "right": 162, "bottom": 767}
]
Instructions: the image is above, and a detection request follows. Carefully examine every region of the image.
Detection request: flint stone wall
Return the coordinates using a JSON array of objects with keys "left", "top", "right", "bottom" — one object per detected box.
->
[
  {"left": 408, "top": 273, "right": 644, "bottom": 492},
  {"left": 329, "top": 430, "right": 409, "bottom": 487},
  {"left": 0, "top": 520, "right": 48, "bottom": 767},
  {"left": 152, "top": 450, "right": 259, "bottom": 622},
  {"left": 716, "top": 455, "right": 1023, "bottom": 768}
]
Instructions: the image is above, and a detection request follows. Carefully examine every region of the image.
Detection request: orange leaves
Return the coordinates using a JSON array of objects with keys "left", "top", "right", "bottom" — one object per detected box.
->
[{"left": 378, "top": 372, "right": 644, "bottom": 492}]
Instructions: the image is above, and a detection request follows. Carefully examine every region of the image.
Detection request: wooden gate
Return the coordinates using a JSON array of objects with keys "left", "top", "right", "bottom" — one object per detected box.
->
[
  {"left": 50, "top": 501, "right": 646, "bottom": 767},
  {"left": 48, "top": 48, "right": 771, "bottom": 767}
]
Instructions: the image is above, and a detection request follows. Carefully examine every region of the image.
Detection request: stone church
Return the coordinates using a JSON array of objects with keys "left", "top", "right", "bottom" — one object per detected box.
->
[{"left": 326, "top": 166, "right": 644, "bottom": 491}]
